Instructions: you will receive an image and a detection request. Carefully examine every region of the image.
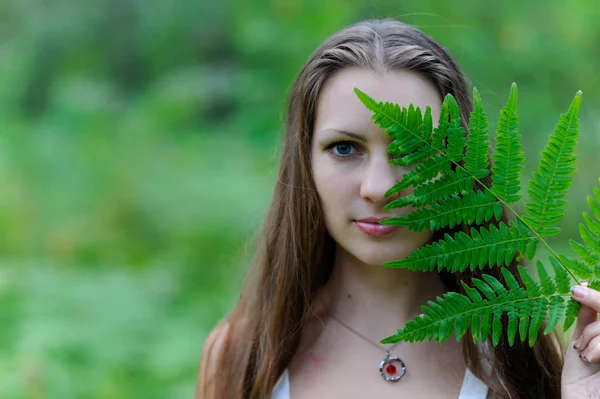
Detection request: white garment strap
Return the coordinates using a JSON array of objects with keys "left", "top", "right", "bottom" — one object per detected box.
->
[
  {"left": 458, "top": 367, "right": 489, "bottom": 399},
  {"left": 270, "top": 368, "right": 290, "bottom": 399}
]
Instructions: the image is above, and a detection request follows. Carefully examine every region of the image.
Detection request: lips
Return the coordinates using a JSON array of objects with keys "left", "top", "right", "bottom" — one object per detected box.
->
[
  {"left": 354, "top": 218, "right": 399, "bottom": 236},
  {"left": 356, "top": 216, "right": 390, "bottom": 223}
]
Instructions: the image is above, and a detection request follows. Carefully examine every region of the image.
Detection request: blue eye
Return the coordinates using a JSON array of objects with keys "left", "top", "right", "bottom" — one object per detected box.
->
[{"left": 325, "top": 141, "right": 360, "bottom": 159}]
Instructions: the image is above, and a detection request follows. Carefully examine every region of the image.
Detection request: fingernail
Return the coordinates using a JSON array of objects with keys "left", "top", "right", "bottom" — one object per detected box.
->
[
  {"left": 575, "top": 336, "right": 583, "bottom": 350},
  {"left": 571, "top": 286, "right": 588, "bottom": 299}
]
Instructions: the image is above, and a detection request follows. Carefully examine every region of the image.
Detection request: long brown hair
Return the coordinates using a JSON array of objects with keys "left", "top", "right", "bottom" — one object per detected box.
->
[{"left": 200, "top": 19, "right": 564, "bottom": 399}]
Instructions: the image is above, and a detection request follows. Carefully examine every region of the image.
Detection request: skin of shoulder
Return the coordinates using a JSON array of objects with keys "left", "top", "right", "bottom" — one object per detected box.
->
[{"left": 195, "top": 320, "right": 231, "bottom": 399}]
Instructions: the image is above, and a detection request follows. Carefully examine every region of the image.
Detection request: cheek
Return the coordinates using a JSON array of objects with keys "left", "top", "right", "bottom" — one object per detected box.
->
[
  {"left": 315, "top": 177, "right": 343, "bottom": 213},
  {"left": 312, "top": 162, "right": 356, "bottom": 219}
]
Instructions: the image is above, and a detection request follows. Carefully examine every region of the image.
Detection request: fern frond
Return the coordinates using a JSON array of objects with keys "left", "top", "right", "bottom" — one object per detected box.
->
[
  {"left": 522, "top": 91, "right": 582, "bottom": 237},
  {"left": 569, "top": 239, "right": 599, "bottom": 266},
  {"left": 548, "top": 256, "right": 571, "bottom": 294},
  {"left": 556, "top": 178, "right": 600, "bottom": 280},
  {"left": 578, "top": 223, "right": 600, "bottom": 254},
  {"left": 583, "top": 212, "right": 600, "bottom": 238},
  {"left": 432, "top": 97, "right": 450, "bottom": 153},
  {"left": 557, "top": 254, "right": 593, "bottom": 280},
  {"left": 385, "top": 169, "right": 473, "bottom": 209},
  {"left": 464, "top": 87, "right": 490, "bottom": 179},
  {"left": 354, "top": 83, "right": 591, "bottom": 348},
  {"left": 395, "top": 106, "right": 433, "bottom": 166},
  {"left": 354, "top": 88, "right": 431, "bottom": 159},
  {"left": 383, "top": 220, "right": 537, "bottom": 272},
  {"left": 588, "top": 187, "right": 600, "bottom": 219},
  {"left": 490, "top": 83, "right": 524, "bottom": 203},
  {"left": 445, "top": 95, "right": 466, "bottom": 162},
  {"left": 564, "top": 282, "right": 600, "bottom": 330},
  {"left": 382, "top": 190, "right": 501, "bottom": 231},
  {"left": 380, "top": 266, "right": 575, "bottom": 347},
  {"left": 389, "top": 144, "right": 430, "bottom": 167},
  {"left": 385, "top": 154, "right": 451, "bottom": 196}
]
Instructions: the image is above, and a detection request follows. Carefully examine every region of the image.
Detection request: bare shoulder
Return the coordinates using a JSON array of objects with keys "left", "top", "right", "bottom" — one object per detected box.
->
[{"left": 195, "top": 320, "right": 231, "bottom": 399}]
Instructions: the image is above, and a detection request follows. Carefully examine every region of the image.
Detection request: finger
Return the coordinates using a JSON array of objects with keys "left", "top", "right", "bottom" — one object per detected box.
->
[
  {"left": 571, "top": 282, "right": 598, "bottom": 340},
  {"left": 581, "top": 335, "right": 600, "bottom": 363},
  {"left": 572, "top": 303, "right": 597, "bottom": 341},
  {"left": 570, "top": 284, "right": 600, "bottom": 313},
  {"left": 575, "top": 320, "right": 600, "bottom": 352}
]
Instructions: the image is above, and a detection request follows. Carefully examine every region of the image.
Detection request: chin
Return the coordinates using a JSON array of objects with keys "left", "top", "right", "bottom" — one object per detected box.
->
[
  {"left": 333, "top": 229, "right": 432, "bottom": 267},
  {"left": 352, "top": 246, "right": 414, "bottom": 267}
]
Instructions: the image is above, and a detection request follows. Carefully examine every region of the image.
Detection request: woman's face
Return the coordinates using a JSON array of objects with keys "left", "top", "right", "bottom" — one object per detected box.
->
[{"left": 311, "top": 67, "right": 442, "bottom": 267}]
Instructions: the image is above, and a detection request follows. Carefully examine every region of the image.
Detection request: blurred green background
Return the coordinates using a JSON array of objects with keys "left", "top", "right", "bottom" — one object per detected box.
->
[{"left": 1, "top": 0, "right": 599, "bottom": 397}]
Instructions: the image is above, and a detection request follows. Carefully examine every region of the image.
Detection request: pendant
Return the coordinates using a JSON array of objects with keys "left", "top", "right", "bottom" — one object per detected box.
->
[{"left": 379, "top": 351, "right": 406, "bottom": 382}]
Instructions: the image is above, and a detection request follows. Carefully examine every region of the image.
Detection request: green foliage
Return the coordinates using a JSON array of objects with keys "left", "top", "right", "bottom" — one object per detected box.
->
[
  {"left": 522, "top": 90, "right": 582, "bottom": 237},
  {"left": 384, "top": 220, "right": 537, "bottom": 272},
  {"left": 355, "top": 84, "right": 597, "bottom": 347},
  {"left": 490, "top": 83, "right": 524, "bottom": 204},
  {"left": 379, "top": 266, "right": 573, "bottom": 347}
]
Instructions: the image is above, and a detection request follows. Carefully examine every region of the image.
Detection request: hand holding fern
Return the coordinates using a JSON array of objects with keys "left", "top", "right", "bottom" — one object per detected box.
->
[{"left": 561, "top": 283, "right": 600, "bottom": 398}]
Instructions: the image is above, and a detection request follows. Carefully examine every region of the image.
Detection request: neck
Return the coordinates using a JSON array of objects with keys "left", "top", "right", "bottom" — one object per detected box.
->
[{"left": 315, "top": 244, "right": 449, "bottom": 345}]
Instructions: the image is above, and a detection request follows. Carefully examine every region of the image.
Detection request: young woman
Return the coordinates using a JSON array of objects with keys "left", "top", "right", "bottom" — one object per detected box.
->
[{"left": 197, "top": 19, "right": 600, "bottom": 398}]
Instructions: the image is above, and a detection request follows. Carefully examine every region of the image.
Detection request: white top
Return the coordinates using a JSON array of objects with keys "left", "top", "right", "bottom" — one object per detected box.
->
[{"left": 270, "top": 367, "right": 489, "bottom": 399}]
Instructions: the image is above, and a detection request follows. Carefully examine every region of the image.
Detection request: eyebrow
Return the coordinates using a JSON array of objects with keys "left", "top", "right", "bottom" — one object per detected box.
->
[{"left": 318, "top": 129, "right": 367, "bottom": 142}]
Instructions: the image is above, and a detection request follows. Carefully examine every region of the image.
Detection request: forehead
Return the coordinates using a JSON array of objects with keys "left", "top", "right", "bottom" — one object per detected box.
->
[{"left": 313, "top": 67, "right": 442, "bottom": 136}]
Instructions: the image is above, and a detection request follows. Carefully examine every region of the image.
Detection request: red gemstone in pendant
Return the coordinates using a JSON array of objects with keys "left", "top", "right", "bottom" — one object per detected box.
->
[
  {"left": 385, "top": 364, "right": 397, "bottom": 375},
  {"left": 380, "top": 355, "right": 406, "bottom": 382}
]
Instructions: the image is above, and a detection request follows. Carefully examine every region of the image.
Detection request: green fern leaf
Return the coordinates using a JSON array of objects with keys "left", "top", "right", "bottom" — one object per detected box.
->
[
  {"left": 432, "top": 98, "right": 450, "bottom": 152},
  {"left": 385, "top": 154, "right": 451, "bottom": 196},
  {"left": 354, "top": 88, "right": 431, "bottom": 159},
  {"left": 383, "top": 220, "right": 536, "bottom": 272},
  {"left": 445, "top": 95, "right": 466, "bottom": 162},
  {"left": 561, "top": 180, "right": 600, "bottom": 278},
  {"left": 564, "top": 298, "right": 581, "bottom": 331},
  {"left": 537, "top": 260, "right": 556, "bottom": 295},
  {"left": 588, "top": 188, "right": 600, "bottom": 220},
  {"left": 355, "top": 83, "right": 592, "bottom": 348},
  {"left": 382, "top": 190, "right": 500, "bottom": 231},
  {"left": 569, "top": 239, "right": 599, "bottom": 266},
  {"left": 557, "top": 254, "right": 593, "bottom": 280},
  {"left": 518, "top": 265, "right": 541, "bottom": 297},
  {"left": 548, "top": 256, "right": 570, "bottom": 294},
  {"left": 583, "top": 212, "right": 600, "bottom": 237},
  {"left": 522, "top": 91, "right": 582, "bottom": 237},
  {"left": 381, "top": 266, "right": 571, "bottom": 347},
  {"left": 578, "top": 223, "right": 600, "bottom": 254},
  {"left": 490, "top": 83, "right": 524, "bottom": 203},
  {"left": 464, "top": 87, "right": 490, "bottom": 179},
  {"left": 385, "top": 169, "right": 473, "bottom": 210},
  {"left": 389, "top": 144, "right": 430, "bottom": 167},
  {"left": 544, "top": 296, "right": 566, "bottom": 335}
]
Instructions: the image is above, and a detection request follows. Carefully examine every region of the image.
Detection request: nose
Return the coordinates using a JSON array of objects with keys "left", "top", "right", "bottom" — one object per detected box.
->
[{"left": 359, "top": 153, "right": 402, "bottom": 206}]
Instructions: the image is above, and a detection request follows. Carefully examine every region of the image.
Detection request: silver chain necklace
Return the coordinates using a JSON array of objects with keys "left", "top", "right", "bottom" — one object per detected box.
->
[{"left": 327, "top": 308, "right": 407, "bottom": 382}]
